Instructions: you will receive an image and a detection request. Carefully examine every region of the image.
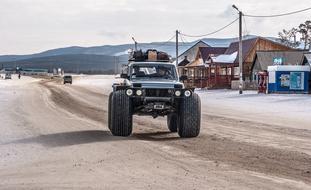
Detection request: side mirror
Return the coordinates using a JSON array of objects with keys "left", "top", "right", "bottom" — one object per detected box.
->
[
  {"left": 120, "top": 73, "right": 128, "bottom": 79},
  {"left": 179, "top": 75, "right": 188, "bottom": 81}
]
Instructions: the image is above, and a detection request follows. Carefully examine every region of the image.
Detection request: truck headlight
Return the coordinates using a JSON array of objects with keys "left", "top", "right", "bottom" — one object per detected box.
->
[
  {"left": 175, "top": 90, "right": 181, "bottom": 97},
  {"left": 126, "top": 89, "right": 133, "bottom": 96},
  {"left": 136, "top": 89, "right": 142, "bottom": 96},
  {"left": 184, "top": 90, "right": 191, "bottom": 97}
]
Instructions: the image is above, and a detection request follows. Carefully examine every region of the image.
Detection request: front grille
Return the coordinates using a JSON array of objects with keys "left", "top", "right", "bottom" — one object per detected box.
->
[{"left": 145, "top": 89, "right": 171, "bottom": 97}]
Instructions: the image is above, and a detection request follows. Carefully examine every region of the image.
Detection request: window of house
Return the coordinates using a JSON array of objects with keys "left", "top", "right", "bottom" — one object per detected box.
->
[
  {"left": 227, "top": 68, "right": 232, "bottom": 75},
  {"left": 219, "top": 68, "right": 227, "bottom": 75},
  {"left": 189, "top": 69, "right": 194, "bottom": 77},
  {"left": 234, "top": 67, "right": 240, "bottom": 76},
  {"left": 183, "top": 68, "right": 188, "bottom": 75}
]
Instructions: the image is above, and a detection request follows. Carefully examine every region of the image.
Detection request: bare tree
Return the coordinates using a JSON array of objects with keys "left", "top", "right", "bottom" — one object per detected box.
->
[
  {"left": 278, "top": 28, "right": 300, "bottom": 48},
  {"left": 298, "top": 20, "right": 311, "bottom": 50}
]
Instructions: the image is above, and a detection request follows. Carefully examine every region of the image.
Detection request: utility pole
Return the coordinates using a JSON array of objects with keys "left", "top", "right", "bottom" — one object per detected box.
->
[
  {"left": 232, "top": 5, "right": 243, "bottom": 94},
  {"left": 116, "top": 56, "right": 120, "bottom": 73},
  {"left": 114, "top": 56, "right": 117, "bottom": 75},
  {"left": 176, "top": 30, "right": 179, "bottom": 67},
  {"left": 132, "top": 37, "right": 138, "bottom": 51}
]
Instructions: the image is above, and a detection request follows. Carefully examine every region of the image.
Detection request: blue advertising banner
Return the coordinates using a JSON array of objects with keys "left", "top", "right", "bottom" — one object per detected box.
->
[{"left": 290, "top": 72, "right": 304, "bottom": 90}]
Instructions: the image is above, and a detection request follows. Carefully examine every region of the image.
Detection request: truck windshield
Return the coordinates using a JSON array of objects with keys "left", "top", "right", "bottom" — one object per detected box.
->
[{"left": 131, "top": 64, "right": 177, "bottom": 80}]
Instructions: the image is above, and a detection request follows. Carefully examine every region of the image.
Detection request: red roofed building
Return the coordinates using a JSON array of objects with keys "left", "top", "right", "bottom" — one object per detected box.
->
[{"left": 178, "top": 47, "right": 227, "bottom": 88}]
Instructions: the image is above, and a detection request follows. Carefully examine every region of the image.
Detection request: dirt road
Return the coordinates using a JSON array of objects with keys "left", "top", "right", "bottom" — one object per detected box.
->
[{"left": 0, "top": 75, "right": 310, "bottom": 189}]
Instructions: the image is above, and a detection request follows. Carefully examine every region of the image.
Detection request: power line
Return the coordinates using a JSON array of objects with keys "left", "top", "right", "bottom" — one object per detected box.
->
[
  {"left": 179, "top": 34, "right": 188, "bottom": 45},
  {"left": 140, "top": 34, "right": 176, "bottom": 49},
  {"left": 179, "top": 17, "right": 239, "bottom": 38},
  {"left": 243, "top": 15, "right": 249, "bottom": 37},
  {"left": 244, "top": 7, "right": 311, "bottom": 18}
]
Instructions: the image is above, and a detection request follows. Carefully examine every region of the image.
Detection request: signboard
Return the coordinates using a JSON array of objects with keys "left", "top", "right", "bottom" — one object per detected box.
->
[
  {"left": 273, "top": 57, "right": 283, "bottom": 65},
  {"left": 290, "top": 72, "right": 304, "bottom": 90}
]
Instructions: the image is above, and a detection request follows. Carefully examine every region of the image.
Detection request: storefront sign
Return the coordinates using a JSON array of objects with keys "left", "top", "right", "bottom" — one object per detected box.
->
[{"left": 273, "top": 57, "right": 283, "bottom": 65}]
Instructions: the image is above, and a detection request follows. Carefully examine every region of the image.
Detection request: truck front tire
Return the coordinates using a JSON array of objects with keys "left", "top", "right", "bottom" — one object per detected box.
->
[
  {"left": 178, "top": 93, "right": 201, "bottom": 138},
  {"left": 167, "top": 113, "right": 178, "bottom": 132},
  {"left": 109, "top": 90, "right": 133, "bottom": 136}
]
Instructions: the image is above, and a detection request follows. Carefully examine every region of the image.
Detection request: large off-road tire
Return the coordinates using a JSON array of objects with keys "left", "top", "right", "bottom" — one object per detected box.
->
[
  {"left": 108, "top": 92, "right": 113, "bottom": 130},
  {"left": 178, "top": 93, "right": 201, "bottom": 138},
  {"left": 110, "top": 90, "right": 133, "bottom": 136},
  {"left": 167, "top": 113, "right": 178, "bottom": 132}
]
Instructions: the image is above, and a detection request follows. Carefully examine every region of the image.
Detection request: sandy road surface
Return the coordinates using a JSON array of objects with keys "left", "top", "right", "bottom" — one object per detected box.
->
[{"left": 0, "top": 75, "right": 311, "bottom": 189}]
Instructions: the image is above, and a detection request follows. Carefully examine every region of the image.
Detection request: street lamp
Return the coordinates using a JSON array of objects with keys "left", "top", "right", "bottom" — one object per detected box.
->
[
  {"left": 232, "top": 5, "right": 240, "bottom": 12},
  {"left": 232, "top": 4, "right": 243, "bottom": 94}
]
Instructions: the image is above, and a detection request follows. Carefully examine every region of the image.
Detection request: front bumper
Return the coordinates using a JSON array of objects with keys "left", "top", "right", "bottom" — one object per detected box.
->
[{"left": 126, "top": 88, "right": 192, "bottom": 100}]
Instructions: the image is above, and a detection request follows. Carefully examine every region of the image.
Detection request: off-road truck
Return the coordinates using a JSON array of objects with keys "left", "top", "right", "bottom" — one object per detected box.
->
[{"left": 108, "top": 50, "right": 201, "bottom": 138}]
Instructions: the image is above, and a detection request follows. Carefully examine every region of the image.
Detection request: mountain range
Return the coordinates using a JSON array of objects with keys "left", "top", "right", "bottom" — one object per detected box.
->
[{"left": 0, "top": 35, "right": 278, "bottom": 74}]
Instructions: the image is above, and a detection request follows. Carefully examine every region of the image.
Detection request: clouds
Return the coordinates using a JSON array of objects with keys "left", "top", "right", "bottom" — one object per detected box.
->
[{"left": 0, "top": 0, "right": 310, "bottom": 54}]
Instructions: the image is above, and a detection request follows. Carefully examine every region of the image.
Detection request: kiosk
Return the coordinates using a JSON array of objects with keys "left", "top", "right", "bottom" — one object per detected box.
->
[{"left": 268, "top": 65, "right": 310, "bottom": 94}]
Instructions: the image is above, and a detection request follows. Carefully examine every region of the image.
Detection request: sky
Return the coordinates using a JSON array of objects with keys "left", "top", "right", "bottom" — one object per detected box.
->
[{"left": 1, "top": 0, "right": 310, "bottom": 55}]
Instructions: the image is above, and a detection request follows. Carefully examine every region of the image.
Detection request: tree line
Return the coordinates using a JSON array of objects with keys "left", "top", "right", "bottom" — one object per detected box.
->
[{"left": 278, "top": 20, "right": 311, "bottom": 50}]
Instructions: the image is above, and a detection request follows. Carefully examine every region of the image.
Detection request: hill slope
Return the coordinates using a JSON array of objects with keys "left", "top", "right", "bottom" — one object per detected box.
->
[
  {"left": 0, "top": 36, "right": 263, "bottom": 63},
  {"left": 0, "top": 54, "right": 126, "bottom": 74}
]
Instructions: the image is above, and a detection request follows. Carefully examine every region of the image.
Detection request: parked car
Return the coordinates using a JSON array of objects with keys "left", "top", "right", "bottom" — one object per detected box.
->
[
  {"left": 63, "top": 75, "right": 72, "bottom": 84},
  {"left": 4, "top": 73, "right": 12, "bottom": 80}
]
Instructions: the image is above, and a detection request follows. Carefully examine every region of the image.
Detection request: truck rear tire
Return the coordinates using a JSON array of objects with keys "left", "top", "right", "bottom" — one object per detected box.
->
[
  {"left": 167, "top": 113, "right": 178, "bottom": 132},
  {"left": 178, "top": 93, "right": 201, "bottom": 138},
  {"left": 110, "top": 90, "right": 133, "bottom": 136}
]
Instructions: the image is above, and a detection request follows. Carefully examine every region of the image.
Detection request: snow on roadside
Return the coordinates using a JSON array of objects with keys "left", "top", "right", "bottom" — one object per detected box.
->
[
  {"left": 0, "top": 75, "right": 41, "bottom": 88},
  {"left": 196, "top": 89, "right": 311, "bottom": 129},
  {"left": 73, "top": 75, "right": 122, "bottom": 93},
  {"left": 72, "top": 75, "right": 311, "bottom": 129}
]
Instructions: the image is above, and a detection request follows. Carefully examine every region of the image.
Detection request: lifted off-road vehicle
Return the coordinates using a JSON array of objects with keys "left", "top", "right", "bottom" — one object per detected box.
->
[{"left": 108, "top": 50, "right": 201, "bottom": 138}]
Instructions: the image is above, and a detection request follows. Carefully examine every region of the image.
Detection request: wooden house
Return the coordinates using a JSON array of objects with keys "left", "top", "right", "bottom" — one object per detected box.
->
[
  {"left": 226, "top": 37, "right": 292, "bottom": 80},
  {"left": 179, "top": 37, "right": 293, "bottom": 89},
  {"left": 304, "top": 52, "right": 311, "bottom": 66},
  {"left": 177, "top": 40, "right": 210, "bottom": 65},
  {"left": 178, "top": 47, "right": 227, "bottom": 88},
  {"left": 251, "top": 50, "right": 308, "bottom": 80}
]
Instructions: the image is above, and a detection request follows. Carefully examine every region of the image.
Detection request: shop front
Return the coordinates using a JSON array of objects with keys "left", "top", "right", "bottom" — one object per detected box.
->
[{"left": 267, "top": 65, "right": 310, "bottom": 94}]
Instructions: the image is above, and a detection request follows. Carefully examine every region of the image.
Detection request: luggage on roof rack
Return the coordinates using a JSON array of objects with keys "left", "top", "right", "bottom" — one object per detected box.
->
[{"left": 130, "top": 49, "right": 170, "bottom": 62}]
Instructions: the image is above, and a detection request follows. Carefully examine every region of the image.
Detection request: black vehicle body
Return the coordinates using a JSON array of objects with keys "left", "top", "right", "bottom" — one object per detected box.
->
[
  {"left": 115, "top": 62, "right": 190, "bottom": 117},
  {"left": 63, "top": 75, "right": 72, "bottom": 84}
]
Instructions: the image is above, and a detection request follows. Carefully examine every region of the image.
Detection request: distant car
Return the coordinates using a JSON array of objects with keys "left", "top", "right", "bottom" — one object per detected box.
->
[
  {"left": 4, "top": 73, "right": 12, "bottom": 80},
  {"left": 63, "top": 75, "right": 72, "bottom": 84}
]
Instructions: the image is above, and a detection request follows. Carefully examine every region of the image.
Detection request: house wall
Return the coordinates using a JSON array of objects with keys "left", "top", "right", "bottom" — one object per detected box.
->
[
  {"left": 244, "top": 38, "right": 291, "bottom": 80},
  {"left": 178, "top": 41, "right": 209, "bottom": 64}
]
